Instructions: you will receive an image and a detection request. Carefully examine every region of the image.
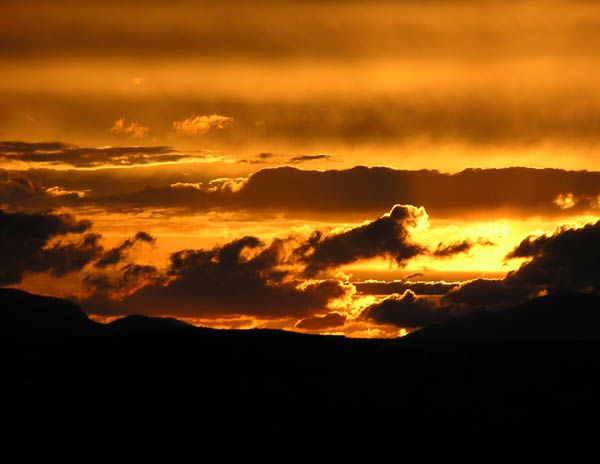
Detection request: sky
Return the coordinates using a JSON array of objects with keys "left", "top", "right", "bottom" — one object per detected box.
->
[{"left": 2, "top": 0, "right": 600, "bottom": 337}]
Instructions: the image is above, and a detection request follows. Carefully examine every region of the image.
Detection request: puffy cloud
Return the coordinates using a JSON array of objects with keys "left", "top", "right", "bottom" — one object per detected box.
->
[
  {"left": 360, "top": 218, "right": 600, "bottom": 329},
  {"left": 0, "top": 209, "right": 158, "bottom": 288},
  {"left": 79, "top": 203, "right": 485, "bottom": 321},
  {"left": 83, "top": 235, "right": 352, "bottom": 318},
  {"left": 506, "top": 220, "right": 600, "bottom": 293},
  {"left": 296, "top": 204, "right": 427, "bottom": 275},
  {"left": 0, "top": 141, "right": 187, "bottom": 168},
  {"left": 173, "top": 114, "right": 233, "bottom": 136},
  {"left": 110, "top": 118, "right": 149, "bottom": 138},
  {"left": 444, "top": 220, "right": 600, "bottom": 310}
]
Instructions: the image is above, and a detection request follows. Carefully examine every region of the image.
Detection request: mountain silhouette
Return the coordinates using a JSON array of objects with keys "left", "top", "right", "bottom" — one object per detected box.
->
[
  {"left": 0, "top": 287, "right": 99, "bottom": 334},
  {"left": 107, "top": 314, "right": 197, "bottom": 333},
  {"left": 4, "top": 287, "right": 600, "bottom": 433},
  {"left": 4, "top": 287, "right": 600, "bottom": 340},
  {"left": 0, "top": 288, "right": 200, "bottom": 335},
  {"left": 407, "top": 291, "right": 600, "bottom": 341}
]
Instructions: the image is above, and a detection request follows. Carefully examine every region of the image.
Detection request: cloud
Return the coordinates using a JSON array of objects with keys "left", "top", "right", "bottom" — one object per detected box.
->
[
  {"left": 431, "top": 238, "right": 494, "bottom": 257},
  {"left": 110, "top": 118, "right": 149, "bottom": 138},
  {"left": 359, "top": 218, "right": 600, "bottom": 329},
  {"left": 289, "top": 154, "right": 331, "bottom": 163},
  {"left": 355, "top": 280, "right": 458, "bottom": 296},
  {"left": 0, "top": 141, "right": 187, "bottom": 168},
  {"left": 97, "top": 166, "right": 600, "bottom": 218},
  {"left": 94, "top": 231, "right": 156, "bottom": 269},
  {"left": 0, "top": 170, "right": 85, "bottom": 211},
  {"left": 83, "top": 263, "right": 164, "bottom": 300},
  {"left": 296, "top": 205, "right": 427, "bottom": 275},
  {"left": 361, "top": 290, "right": 458, "bottom": 329},
  {"left": 0, "top": 209, "right": 159, "bottom": 288},
  {"left": 444, "top": 220, "right": 600, "bottom": 310},
  {"left": 506, "top": 221, "right": 600, "bottom": 293},
  {"left": 443, "top": 278, "right": 533, "bottom": 309},
  {"left": 83, "top": 235, "right": 351, "bottom": 318},
  {"left": 173, "top": 114, "right": 233, "bottom": 136},
  {"left": 0, "top": 210, "right": 97, "bottom": 285}
]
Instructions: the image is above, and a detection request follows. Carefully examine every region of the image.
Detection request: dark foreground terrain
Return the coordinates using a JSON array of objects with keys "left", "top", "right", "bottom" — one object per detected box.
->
[{"left": 3, "top": 288, "right": 600, "bottom": 436}]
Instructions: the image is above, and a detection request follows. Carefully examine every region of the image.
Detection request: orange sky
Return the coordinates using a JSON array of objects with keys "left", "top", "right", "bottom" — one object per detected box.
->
[{"left": 2, "top": 0, "right": 600, "bottom": 336}]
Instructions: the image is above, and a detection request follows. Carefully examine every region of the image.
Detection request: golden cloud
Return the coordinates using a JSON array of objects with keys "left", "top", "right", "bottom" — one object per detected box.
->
[{"left": 173, "top": 114, "right": 233, "bottom": 136}]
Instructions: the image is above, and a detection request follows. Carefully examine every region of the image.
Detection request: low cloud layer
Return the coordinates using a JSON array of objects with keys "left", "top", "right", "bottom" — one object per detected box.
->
[
  {"left": 362, "top": 219, "right": 600, "bottom": 329},
  {"left": 4, "top": 204, "right": 600, "bottom": 334},
  {"left": 361, "top": 290, "right": 457, "bottom": 329},
  {"left": 79, "top": 204, "right": 479, "bottom": 319}
]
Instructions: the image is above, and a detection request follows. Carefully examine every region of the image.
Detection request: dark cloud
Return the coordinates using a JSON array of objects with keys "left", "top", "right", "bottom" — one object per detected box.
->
[
  {"left": 0, "top": 209, "right": 158, "bottom": 286},
  {"left": 361, "top": 290, "right": 459, "bottom": 329},
  {"left": 0, "top": 170, "right": 84, "bottom": 211},
  {"left": 0, "top": 141, "right": 187, "bottom": 168},
  {"left": 83, "top": 263, "right": 164, "bottom": 299},
  {"left": 359, "top": 219, "right": 600, "bottom": 329},
  {"left": 97, "top": 166, "right": 600, "bottom": 218},
  {"left": 295, "top": 312, "right": 346, "bottom": 331},
  {"left": 95, "top": 231, "right": 156, "bottom": 268},
  {"left": 0, "top": 210, "right": 96, "bottom": 285},
  {"left": 443, "top": 278, "right": 534, "bottom": 309},
  {"left": 355, "top": 280, "right": 458, "bottom": 296},
  {"left": 432, "top": 238, "right": 494, "bottom": 257},
  {"left": 7, "top": 163, "right": 600, "bottom": 219},
  {"left": 506, "top": 221, "right": 600, "bottom": 293},
  {"left": 295, "top": 205, "right": 426, "bottom": 275},
  {"left": 289, "top": 154, "right": 331, "bottom": 163},
  {"left": 83, "top": 235, "right": 351, "bottom": 318},
  {"left": 444, "top": 220, "right": 600, "bottom": 310},
  {"left": 80, "top": 204, "right": 480, "bottom": 318}
]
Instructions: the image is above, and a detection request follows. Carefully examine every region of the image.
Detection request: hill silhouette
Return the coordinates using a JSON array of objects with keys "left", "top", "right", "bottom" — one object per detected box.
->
[
  {"left": 0, "top": 287, "right": 98, "bottom": 334},
  {"left": 107, "top": 314, "right": 197, "bottom": 333},
  {"left": 3, "top": 287, "right": 600, "bottom": 434}
]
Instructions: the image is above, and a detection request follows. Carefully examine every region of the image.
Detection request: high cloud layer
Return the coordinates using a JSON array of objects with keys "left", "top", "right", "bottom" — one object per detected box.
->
[
  {"left": 0, "top": 141, "right": 187, "bottom": 168},
  {"left": 95, "top": 166, "right": 600, "bottom": 218},
  {"left": 5, "top": 160, "right": 600, "bottom": 219}
]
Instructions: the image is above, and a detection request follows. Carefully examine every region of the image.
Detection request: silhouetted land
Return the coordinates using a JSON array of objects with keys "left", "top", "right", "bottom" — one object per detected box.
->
[{"left": 3, "top": 287, "right": 600, "bottom": 434}]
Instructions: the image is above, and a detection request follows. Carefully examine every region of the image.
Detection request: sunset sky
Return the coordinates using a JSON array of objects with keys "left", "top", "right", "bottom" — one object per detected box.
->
[{"left": 3, "top": 0, "right": 600, "bottom": 337}]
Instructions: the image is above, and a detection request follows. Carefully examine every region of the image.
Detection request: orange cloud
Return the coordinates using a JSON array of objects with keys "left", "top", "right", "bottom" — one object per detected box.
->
[
  {"left": 110, "top": 118, "right": 149, "bottom": 138},
  {"left": 173, "top": 114, "right": 233, "bottom": 136}
]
